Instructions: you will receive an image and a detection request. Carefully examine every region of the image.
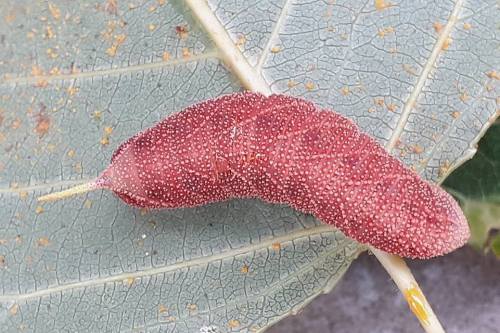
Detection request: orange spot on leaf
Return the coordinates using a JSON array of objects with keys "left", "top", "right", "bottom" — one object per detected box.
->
[
  {"left": 375, "top": 0, "right": 393, "bottom": 11},
  {"left": 37, "top": 237, "right": 51, "bottom": 247}
]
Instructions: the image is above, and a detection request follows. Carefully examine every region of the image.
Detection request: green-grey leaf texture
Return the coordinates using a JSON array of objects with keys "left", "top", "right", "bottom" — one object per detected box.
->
[{"left": 0, "top": 0, "right": 498, "bottom": 332}]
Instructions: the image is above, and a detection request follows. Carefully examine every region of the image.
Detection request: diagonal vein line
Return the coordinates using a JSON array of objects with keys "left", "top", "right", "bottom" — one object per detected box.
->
[
  {"left": 0, "top": 224, "right": 336, "bottom": 302},
  {"left": 0, "top": 52, "right": 218, "bottom": 86},
  {"left": 0, "top": 179, "right": 94, "bottom": 195},
  {"left": 126, "top": 239, "right": 355, "bottom": 333},
  {"left": 385, "top": 0, "right": 464, "bottom": 151},
  {"left": 184, "top": 0, "right": 271, "bottom": 95},
  {"left": 256, "top": 0, "right": 293, "bottom": 72}
]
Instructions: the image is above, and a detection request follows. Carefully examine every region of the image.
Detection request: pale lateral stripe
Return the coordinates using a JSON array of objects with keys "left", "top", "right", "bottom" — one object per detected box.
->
[
  {"left": 0, "top": 52, "right": 217, "bottom": 85},
  {"left": 0, "top": 224, "right": 336, "bottom": 302},
  {"left": 255, "top": 0, "right": 293, "bottom": 72},
  {"left": 385, "top": 0, "right": 464, "bottom": 151},
  {"left": 184, "top": 0, "right": 272, "bottom": 95},
  {"left": 0, "top": 179, "right": 94, "bottom": 195}
]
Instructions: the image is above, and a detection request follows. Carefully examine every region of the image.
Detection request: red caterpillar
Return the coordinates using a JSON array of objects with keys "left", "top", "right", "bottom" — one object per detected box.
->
[{"left": 40, "top": 92, "right": 469, "bottom": 259}]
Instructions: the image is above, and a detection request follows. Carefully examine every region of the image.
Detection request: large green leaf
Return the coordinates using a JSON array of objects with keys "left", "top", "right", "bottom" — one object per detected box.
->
[
  {"left": 444, "top": 123, "right": 500, "bottom": 255},
  {"left": 0, "top": 0, "right": 498, "bottom": 332}
]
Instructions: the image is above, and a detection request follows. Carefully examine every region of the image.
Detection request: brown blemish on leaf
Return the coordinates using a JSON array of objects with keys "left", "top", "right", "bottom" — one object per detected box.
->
[
  {"left": 287, "top": 80, "right": 298, "bottom": 88},
  {"left": 37, "top": 237, "right": 50, "bottom": 247},
  {"left": 186, "top": 304, "right": 197, "bottom": 312},
  {"left": 433, "top": 22, "right": 443, "bottom": 34},
  {"left": 386, "top": 103, "right": 397, "bottom": 112},
  {"left": 182, "top": 48, "right": 191, "bottom": 58},
  {"left": 451, "top": 111, "right": 460, "bottom": 119},
  {"left": 403, "top": 64, "right": 418, "bottom": 76},
  {"left": 412, "top": 145, "right": 424, "bottom": 154},
  {"left": 73, "top": 162, "right": 83, "bottom": 173},
  {"left": 158, "top": 304, "right": 168, "bottom": 313},
  {"left": 67, "top": 149, "right": 75, "bottom": 158},
  {"left": 175, "top": 25, "right": 189, "bottom": 39},
  {"left": 374, "top": 98, "right": 385, "bottom": 106},
  {"left": 35, "top": 112, "right": 51, "bottom": 137},
  {"left": 9, "top": 304, "right": 19, "bottom": 316},
  {"left": 67, "top": 86, "right": 79, "bottom": 96},
  {"left": 0, "top": 255, "right": 6, "bottom": 268},
  {"left": 27, "top": 30, "right": 36, "bottom": 39},
  {"left": 32, "top": 65, "right": 44, "bottom": 77},
  {"left": 439, "top": 160, "right": 451, "bottom": 178},
  {"left": 368, "top": 107, "right": 376, "bottom": 113},
  {"left": 157, "top": 0, "right": 166, "bottom": 5},
  {"left": 93, "top": 111, "right": 103, "bottom": 121},
  {"left": 105, "top": 0, "right": 119, "bottom": 15},
  {"left": 15, "top": 235, "right": 22, "bottom": 244},
  {"left": 0, "top": 239, "right": 8, "bottom": 245},
  {"left": 374, "top": 0, "right": 393, "bottom": 11},
  {"left": 35, "top": 206, "right": 44, "bottom": 214},
  {"left": 340, "top": 86, "right": 350, "bottom": 96},
  {"left": 459, "top": 91, "right": 469, "bottom": 103},
  {"left": 101, "top": 126, "right": 113, "bottom": 145},
  {"left": 106, "top": 34, "right": 126, "bottom": 57},
  {"left": 83, "top": 199, "right": 92, "bottom": 209},
  {"left": 442, "top": 37, "right": 452, "bottom": 50},
  {"left": 148, "top": 5, "right": 157, "bottom": 12},
  {"left": 11, "top": 118, "right": 22, "bottom": 130},
  {"left": 46, "top": 143, "right": 56, "bottom": 152},
  {"left": 19, "top": 191, "right": 28, "bottom": 200},
  {"left": 228, "top": 319, "right": 240, "bottom": 329},
  {"left": 148, "top": 24, "right": 156, "bottom": 32},
  {"left": 48, "top": 3, "right": 61, "bottom": 20},
  {"left": 162, "top": 51, "right": 170, "bottom": 61},
  {"left": 46, "top": 48, "right": 58, "bottom": 59},
  {"left": 36, "top": 79, "right": 49, "bottom": 88},
  {"left": 236, "top": 35, "right": 246, "bottom": 47},
  {"left": 123, "top": 277, "right": 135, "bottom": 287},
  {"left": 240, "top": 264, "right": 249, "bottom": 274},
  {"left": 463, "top": 22, "right": 472, "bottom": 30},
  {"left": 5, "top": 11, "right": 16, "bottom": 24},
  {"left": 486, "top": 71, "right": 499, "bottom": 80},
  {"left": 271, "top": 46, "right": 281, "bottom": 53},
  {"left": 45, "top": 25, "right": 55, "bottom": 39},
  {"left": 305, "top": 81, "right": 315, "bottom": 91},
  {"left": 377, "top": 26, "right": 394, "bottom": 38},
  {"left": 272, "top": 242, "right": 281, "bottom": 251},
  {"left": 49, "top": 67, "right": 60, "bottom": 75}
]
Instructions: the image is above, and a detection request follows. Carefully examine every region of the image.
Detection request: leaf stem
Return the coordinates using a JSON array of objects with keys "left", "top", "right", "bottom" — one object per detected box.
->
[
  {"left": 37, "top": 181, "right": 99, "bottom": 203},
  {"left": 184, "top": 0, "right": 271, "bottom": 95},
  {"left": 370, "top": 248, "right": 445, "bottom": 333}
]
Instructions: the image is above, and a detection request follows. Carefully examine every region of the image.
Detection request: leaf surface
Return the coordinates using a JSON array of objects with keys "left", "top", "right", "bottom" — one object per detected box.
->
[
  {"left": 444, "top": 123, "right": 500, "bottom": 254},
  {"left": 0, "top": 0, "right": 498, "bottom": 332}
]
